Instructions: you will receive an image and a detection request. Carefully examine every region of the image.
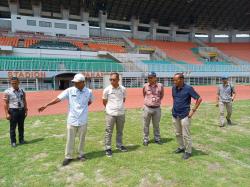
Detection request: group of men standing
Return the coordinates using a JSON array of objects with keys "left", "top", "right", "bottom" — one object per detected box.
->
[{"left": 3, "top": 72, "right": 236, "bottom": 166}]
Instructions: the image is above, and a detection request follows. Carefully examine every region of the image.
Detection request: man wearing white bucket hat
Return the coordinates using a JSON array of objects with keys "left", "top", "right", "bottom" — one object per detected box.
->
[{"left": 38, "top": 73, "right": 94, "bottom": 166}]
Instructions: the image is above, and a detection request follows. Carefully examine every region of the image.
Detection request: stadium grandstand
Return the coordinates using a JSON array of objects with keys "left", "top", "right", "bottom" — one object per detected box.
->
[{"left": 0, "top": 0, "right": 250, "bottom": 91}]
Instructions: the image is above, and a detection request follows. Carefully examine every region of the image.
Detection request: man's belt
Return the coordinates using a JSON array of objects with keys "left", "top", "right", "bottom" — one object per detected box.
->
[
  {"left": 9, "top": 108, "right": 24, "bottom": 111},
  {"left": 146, "top": 105, "right": 160, "bottom": 109}
]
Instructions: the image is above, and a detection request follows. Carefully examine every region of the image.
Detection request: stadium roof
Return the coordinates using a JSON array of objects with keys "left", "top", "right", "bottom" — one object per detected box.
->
[{"left": 0, "top": 0, "right": 250, "bottom": 31}]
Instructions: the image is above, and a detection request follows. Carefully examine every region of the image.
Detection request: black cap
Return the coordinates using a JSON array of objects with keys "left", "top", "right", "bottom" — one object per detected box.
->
[
  {"left": 148, "top": 71, "right": 157, "bottom": 77},
  {"left": 11, "top": 77, "right": 19, "bottom": 81}
]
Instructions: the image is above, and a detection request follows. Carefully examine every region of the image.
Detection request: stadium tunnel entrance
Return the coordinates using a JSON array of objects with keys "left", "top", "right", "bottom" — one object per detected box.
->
[
  {"left": 54, "top": 73, "right": 97, "bottom": 90},
  {"left": 55, "top": 73, "right": 75, "bottom": 90}
]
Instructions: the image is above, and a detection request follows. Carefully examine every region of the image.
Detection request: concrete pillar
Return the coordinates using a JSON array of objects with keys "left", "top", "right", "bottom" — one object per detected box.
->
[
  {"left": 32, "top": 2, "right": 41, "bottom": 17},
  {"left": 80, "top": 8, "right": 89, "bottom": 22},
  {"left": 61, "top": 8, "right": 69, "bottom": 20},
  {"left": 150, "top": 19, "right": 158, "bottom": 40},
  {"left": 189, "top": 27, "right": 196, "bottom": 42},
  {"left": 99, "top": 10, "right": 107, "bottom": 37},
  {"left": 208, "top": 29, "right": 216, "bottom": 43},
  {"left": 169, "top": 24, "right": 177, "bottom": 41},
  {"left": 8, "top": 0, "right": 18, "bottom": 15},
  {"left": 229, "top": 29, "right": 237, "bottom": 43},
  {"left": 131, "top": 17, "right": 139, "bottom": 39}
]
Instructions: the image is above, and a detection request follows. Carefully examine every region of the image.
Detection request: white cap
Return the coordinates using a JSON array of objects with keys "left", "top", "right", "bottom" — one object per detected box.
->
[{"left": 71, "top": 73, "right": 85, "bottom": 82}]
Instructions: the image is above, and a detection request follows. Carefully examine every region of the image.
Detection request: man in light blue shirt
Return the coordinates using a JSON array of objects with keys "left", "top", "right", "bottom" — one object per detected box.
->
[{"left": 38, "top": 73, "right": 93, "bottom": 166}]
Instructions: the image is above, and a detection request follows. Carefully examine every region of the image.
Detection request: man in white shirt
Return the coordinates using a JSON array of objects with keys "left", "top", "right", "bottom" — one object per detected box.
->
[
  {"left": 38, "top": 73, "right": 93, "bottom": 166},
  {"left": 103, "top": 72, "right": 127, "bottom": 157}
]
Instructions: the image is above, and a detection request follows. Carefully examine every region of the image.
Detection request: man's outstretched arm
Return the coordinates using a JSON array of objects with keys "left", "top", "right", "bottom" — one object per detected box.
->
[{"left": 38, "top": 98, "right": 61, "bottom": 112}]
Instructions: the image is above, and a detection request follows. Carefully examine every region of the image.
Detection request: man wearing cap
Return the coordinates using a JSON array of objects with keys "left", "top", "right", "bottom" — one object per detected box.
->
[
  {"left": 142, "top": 72, "right": 164, "bottom": 146},
  {"left": 172, "top": 73, "right": 202, "bottom": 160},
  {"left": 216, "top": 75, "right": 236, "bottom": 127},
  {"left": 3, "top": 77, "right": 28, "bottom": 147},
  {"left": 38, "top": 73, "right": 94, "bottom": 166},
  {"left": 103, "top": 72, "right": 127, "bottom": 157}
]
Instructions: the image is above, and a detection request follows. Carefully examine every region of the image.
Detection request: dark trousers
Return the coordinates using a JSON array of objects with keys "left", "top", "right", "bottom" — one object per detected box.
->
[{"left": 8, "top": 108, "right": 25, "bottom": 143}]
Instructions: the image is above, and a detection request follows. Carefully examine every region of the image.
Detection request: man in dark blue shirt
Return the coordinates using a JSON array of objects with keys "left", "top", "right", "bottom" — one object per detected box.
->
[{"left": 172, "top": 73, "right": 202, "bottom": 160}]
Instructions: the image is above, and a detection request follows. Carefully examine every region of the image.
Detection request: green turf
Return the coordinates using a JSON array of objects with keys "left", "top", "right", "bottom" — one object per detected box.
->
[{"left": 0, "top": 100, "right": 250, "bottom": 187}]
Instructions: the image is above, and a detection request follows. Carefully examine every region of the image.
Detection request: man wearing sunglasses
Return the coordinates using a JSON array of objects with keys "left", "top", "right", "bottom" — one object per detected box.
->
[
  {"left": 142, "top": 72, "right": 164, "bottom": 146},
  {"left": 103, "top": 72, "right": 127, "bottom": 157},
  {"left": 38, "top": 73, "right": 93, "bottom": 166}
]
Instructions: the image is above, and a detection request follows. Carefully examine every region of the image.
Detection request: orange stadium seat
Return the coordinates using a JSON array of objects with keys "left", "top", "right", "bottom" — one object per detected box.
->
[
  {"left": 71, "top": 41, "right": 85, "bottom": 50},
  {"left": 24, "top": 38, "right": 39, "bottom": 48},
  {"left": 88, "top": 43, "right": 126, "bottom": 53},
  {"left": 0, "top": 37, "right": 19, "bottom": 47},
  {"left": 132, "top": 39, "right": 202, "bottom": 64},
  {"left": 208, "top": 43, "right": 250, "bottom": 63}
]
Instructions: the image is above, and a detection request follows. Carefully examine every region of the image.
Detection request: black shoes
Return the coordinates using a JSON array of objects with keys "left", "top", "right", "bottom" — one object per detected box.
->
[
  {"left": 11, "top": 142, "right": 17, "bottom": 148},
  {"left": 106, "top": 149, "right": 112, "bottom": 157},
  {"left": 143, "top": 141, "right": 149, "bottom": 146},
  {"left": 143, "top": 140, "right": 162, "bottom": 146},
  {"left": 183, "top": 152, "right": 192, "bottom": 160},
  {"left": 174, "top": 148, "right": 185, "bottom": 154},
  {"left": 227, "top": 118, "right": 232, "bottom": 125},
  {"left": 117, "top": 146, "right": 128, "bottom": 152},
  {"left": 19, "top": 140, "right": 26, "bottom": 145},
  {"left": 174, "top": 148, "right": 191, "bottom": 159},
  {"left": 106, "top": 146, "right": 128, "bottom": 157},
  {"left": 77, "top": 155, "right": 86, "bottom": 162},
  {"left": 62, "top": 156, "right": 86, "bottom": 166},
  {"left": 62, "top": 158, "right": 73, "bottom": 166},
  {"left": 155, "top": 140, "right": 162, "bottom": 145}
]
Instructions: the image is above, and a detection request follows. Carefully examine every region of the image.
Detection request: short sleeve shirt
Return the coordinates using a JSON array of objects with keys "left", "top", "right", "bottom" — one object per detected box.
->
[
  {"left": 103, "top": 85, "right": 126, "bottom": 116},
  {"left": 57, "top": 86, "right": 94, "bottom": 126},
  {"left": 143, "top": 83, "right": 164, "bottom": 107},
  {"left": 172, "top": 84, "right": 200, "bottom": 119},
  {"left": 3, "top": 87, "right": 25, "bottom": 109},
  {"left": 217, "top": 84, "right": 235, "bottom": 103}
]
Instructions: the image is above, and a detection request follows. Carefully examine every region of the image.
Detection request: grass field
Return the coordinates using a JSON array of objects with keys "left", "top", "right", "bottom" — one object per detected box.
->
[{"left": 0, "top": 100, "right": 250, "bottom": 187}]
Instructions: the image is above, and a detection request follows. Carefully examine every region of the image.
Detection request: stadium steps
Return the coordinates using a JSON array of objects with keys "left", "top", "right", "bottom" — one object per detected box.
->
[
  {"left": 131, "top": 39, "right": 203, "bottom": 64},
  {"left": 208, "top": 43, "right": 250, "bottom": 64}
]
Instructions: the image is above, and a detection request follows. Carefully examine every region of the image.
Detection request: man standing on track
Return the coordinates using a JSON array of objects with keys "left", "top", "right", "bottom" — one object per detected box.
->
[
  {"left": 142, "top": 72, "right": 164, "bottom": 146},
  {"left": 38, "top": 73, "right": 93, "bottom": 166},
  {"left": 172, "top": 73, "right": 202, "bottom": 160},
  {"left": 102, "top": 72, "right": 127, "bottom": 157},
  {"left": 216, "top": 75, "right": 236, "bottom": 127},
  {"left": 3, "top": 77, "right": 28, "bottom": 147}
]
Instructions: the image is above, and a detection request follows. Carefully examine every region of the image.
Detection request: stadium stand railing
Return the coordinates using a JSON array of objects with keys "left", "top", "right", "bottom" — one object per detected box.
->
[
  {"left": 0, "top": 56, "right": 124, "bottom": 72},
  {"left": 1, "top": 56, "right": 249, "bottom": 73}
]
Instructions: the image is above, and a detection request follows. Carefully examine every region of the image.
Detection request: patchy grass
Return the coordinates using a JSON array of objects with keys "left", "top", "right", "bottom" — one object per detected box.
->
[{"left": 0, "top": 100, "right": 250, "bottom": 187}]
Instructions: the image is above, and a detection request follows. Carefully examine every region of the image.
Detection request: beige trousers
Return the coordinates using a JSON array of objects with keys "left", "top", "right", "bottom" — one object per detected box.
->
[
  {"left": 105, "top": 114, "right": 125, "bottom": 150},
  {"left": 143, "top": 106, "right": 161, "bottom": 142},
  {"left": 172, "top": 116, "right": 192, "bottom": 154},
  {"left": 219, "top": 102, "right": 232, "bottom": 126},
  {"left": 65, "top": 124, "right": 87, "bottom": 159}
]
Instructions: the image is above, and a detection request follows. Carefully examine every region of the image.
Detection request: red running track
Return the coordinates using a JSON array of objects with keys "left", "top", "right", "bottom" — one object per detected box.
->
[{"left": 0, "top": 85, "right": 249, "bottom": 119}]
